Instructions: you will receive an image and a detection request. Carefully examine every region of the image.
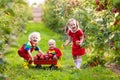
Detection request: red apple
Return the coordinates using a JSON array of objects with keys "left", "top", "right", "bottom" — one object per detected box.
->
[
  {"left": 112, "top": 8, "right": 117, "bottom": 13},
  {"left": 99, "top": 4, "right": 104, "bottom": 10},
  {"left": 48, "top": 54, "right": 53, "bottom": 59},
  {"left": 40, "top": 54, "right": 44, "bottom": 60},
  {"left": 45, "top": 55, "right": 49, "bottom": 60},
  {"left": 34, "top": 56, "right": 38, "bottom": 60},
  {"left": 96, "top": 0, "right": 99, "bottom": 5}
]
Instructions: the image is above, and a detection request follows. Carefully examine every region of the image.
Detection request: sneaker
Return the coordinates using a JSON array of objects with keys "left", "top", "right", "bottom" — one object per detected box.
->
[{"left": 23, "top": 62, "right": 29, "bottom": 69}]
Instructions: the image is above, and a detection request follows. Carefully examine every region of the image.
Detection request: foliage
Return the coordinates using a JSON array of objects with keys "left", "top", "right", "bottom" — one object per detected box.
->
[
  {"left": 42, "top": 0, "right": 120, "bottom": 66},
  {"left": 42, "top": 0, "right": 67, "bottom": 33},
  {"left": 0, "top": 0, "right": 32, "bottom": 78}
]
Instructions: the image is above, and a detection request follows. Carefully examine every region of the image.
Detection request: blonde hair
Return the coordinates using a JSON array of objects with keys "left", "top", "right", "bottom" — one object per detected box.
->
[
  {"left": 48, "top": 39, "right": 56, "bottom": 44},
  {"left": 28, "top": 32, "right": 40, "bottom": 41},
  {"left": 65, "top": 18, "right": 80, "bottom": 32}
]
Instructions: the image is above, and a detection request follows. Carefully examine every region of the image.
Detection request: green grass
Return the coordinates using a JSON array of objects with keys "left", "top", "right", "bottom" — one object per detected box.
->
[{"left": 4, "top": 22, "right": 120, "bottom": 80}]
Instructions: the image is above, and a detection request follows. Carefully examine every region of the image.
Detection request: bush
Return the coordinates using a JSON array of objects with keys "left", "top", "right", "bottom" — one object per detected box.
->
[
  {"left": 0, "top": 0, "right": 31, "bottom": 77},
  {"left": 42, "top": 0, "right": 120, "bottom": 66}
]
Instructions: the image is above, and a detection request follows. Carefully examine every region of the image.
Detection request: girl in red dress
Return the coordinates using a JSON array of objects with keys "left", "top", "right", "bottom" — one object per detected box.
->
[{"left": 63, "top": 18, "right": 86, "bottom": 69}]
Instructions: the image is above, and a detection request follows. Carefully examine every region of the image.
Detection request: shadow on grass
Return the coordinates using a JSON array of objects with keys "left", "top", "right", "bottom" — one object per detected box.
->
[{"left": 29, "top": 65, "right": 63, "bottom": 71}]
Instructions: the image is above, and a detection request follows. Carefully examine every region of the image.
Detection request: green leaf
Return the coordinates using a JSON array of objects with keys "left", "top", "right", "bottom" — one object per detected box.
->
[
  {"left": 116, "top": 14, "right": 120, "bottom": 20},
  {"left": 0, "top": 58, "right": 4, "bottom": 65},
  {"left": 113, "top": 0, "right": 120, "bottom": 9},
  {"left": 6, "top": 8, "right": 15, "bottom": 16},
  {"left": 2, "top": 27, "right": 11, "bottom": 34}
]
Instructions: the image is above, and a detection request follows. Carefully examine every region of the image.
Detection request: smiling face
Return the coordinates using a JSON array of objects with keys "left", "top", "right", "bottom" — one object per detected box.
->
[
  {"left": 68, "top": 19, "right": 78, "bottom": 32},
  {"left": 31, "top": 35, "right": 39, "bottom": 44},
  {"left": 48, "top": 39, "right": 56, "bottom": 49},
  {"left": 29, "top": 32, "right": 40, "bottom": 44}
]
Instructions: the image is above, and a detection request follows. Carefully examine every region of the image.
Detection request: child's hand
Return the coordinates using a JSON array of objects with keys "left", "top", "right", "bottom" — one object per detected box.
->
[
  {"left": 76, "top": 40, "right": 80, "bottom": 46},
  {"left": 62, "top": 44, "right": 66, "bottom": 47},
  {"left": 79, "top": 42, "right": 82, "bottom": 46},
  {"left": 31, "top": 57, "right": 34, "bottom": 61},
  {"left": 29, "top": 57, "right": 34, "bottom": 61},
  {"left": 61, "top": 44, "right": 65, "bottom": 49},
  {"left": 53, "top": 55, "right": 57, "bottom": 60}
]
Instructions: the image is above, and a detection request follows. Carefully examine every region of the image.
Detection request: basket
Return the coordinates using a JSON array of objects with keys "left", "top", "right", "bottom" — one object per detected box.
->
[{"left": 34, "top": 60, "right": 57, "bottom": 65}]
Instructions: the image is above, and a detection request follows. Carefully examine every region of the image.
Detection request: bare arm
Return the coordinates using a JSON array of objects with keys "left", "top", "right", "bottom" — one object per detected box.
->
[
  {"left": 64, "top": 35, "right": 72, "bottom": 46},
  {"left": 27, "top": 50, "right": 34, "bottom": 61},
  {"left": 79, "top": 35, "right": 84, "bottom": 46},
  {"left": 38, "top": 50, "right": 44, "bottom": 54}
]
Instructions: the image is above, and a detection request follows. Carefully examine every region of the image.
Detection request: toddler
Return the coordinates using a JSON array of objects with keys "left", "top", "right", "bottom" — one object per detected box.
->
[
  {"left": 18, "top": 32, "right": 44, "bottom": 68},
  {"left": 45, "top": 39, "right": 62, "bottom": 68}
]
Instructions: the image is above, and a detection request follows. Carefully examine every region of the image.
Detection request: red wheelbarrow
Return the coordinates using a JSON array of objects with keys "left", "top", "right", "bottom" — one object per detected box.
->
[
  {"left": 34, "top": 59, "right": 57, "bottom": 65},
  {"left": 33, "top": 54, "right": 58, "bottom": 65}
]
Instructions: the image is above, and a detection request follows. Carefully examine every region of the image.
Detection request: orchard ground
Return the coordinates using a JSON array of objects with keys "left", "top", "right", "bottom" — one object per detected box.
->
[{"left": 4, "top": 22, "right": 120, "bottom": 80}]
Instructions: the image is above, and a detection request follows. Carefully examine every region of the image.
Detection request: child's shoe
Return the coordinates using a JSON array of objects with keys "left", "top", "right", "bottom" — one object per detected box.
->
[{"left": 23, "top": 61, "right": 29, "bottom": 69}]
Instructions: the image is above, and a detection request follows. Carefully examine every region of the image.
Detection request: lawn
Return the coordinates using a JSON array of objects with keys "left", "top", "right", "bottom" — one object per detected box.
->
[{"left": 4, "top": 22, "right": 120, "bottom": 80}]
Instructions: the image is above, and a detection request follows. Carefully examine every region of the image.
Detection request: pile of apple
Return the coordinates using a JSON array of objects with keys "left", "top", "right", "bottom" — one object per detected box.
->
[{"left": 34, "top": 53, "right": 54, "bottom": 60}]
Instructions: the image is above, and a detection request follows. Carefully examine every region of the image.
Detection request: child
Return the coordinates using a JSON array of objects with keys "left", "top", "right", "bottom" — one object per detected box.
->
[
  {"left": 63, "top": 18, "right": 86, "bottom": 69},
  {"left": 45, "top": 39, "right": 62, "bottom": 68},
  {"left": 18, "top": 32, "right": 44, "bottom": 68}
]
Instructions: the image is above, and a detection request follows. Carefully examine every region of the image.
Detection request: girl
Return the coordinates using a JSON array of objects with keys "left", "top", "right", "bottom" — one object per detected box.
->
[
  {"left": 18, "top": 32, "right": 44, "bottom": 68},
  {"left": 63, "top": 18, "right": 85, "bottom": 69}
]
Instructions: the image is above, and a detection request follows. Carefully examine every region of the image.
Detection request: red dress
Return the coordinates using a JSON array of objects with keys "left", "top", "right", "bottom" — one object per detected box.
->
[{"left": 68, "top": 30, "right": 86, "bottom": 57}]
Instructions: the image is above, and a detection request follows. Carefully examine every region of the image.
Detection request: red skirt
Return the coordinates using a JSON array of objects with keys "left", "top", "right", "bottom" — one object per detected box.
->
[{"left": 72, "top": 45, "right": 85, "bottom": 57}]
